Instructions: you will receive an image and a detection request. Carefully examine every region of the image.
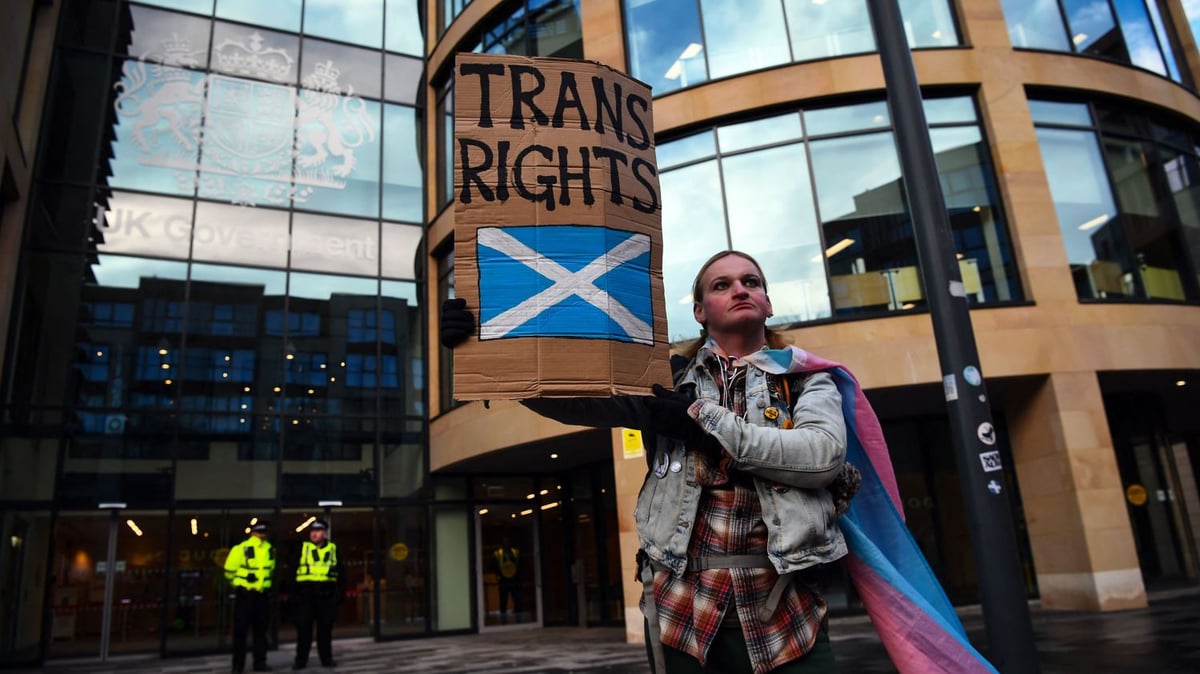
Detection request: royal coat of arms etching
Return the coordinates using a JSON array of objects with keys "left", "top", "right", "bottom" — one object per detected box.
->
[{"left": 112, "top": 30, "right": 376, "bottom": 207}]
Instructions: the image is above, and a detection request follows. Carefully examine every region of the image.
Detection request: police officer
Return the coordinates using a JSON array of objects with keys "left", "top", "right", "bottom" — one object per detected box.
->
[
  {"left": 292, "top": 520, "right": 343, "bottom": 670},
  {"left": 224, "top": 520, "right": 276, "bottom": 673}
]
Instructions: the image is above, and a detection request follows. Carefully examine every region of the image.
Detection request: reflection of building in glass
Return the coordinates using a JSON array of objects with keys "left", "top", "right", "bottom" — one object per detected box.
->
[{"left": 1, "top": 0, "right": 1199, "bottom": 667}]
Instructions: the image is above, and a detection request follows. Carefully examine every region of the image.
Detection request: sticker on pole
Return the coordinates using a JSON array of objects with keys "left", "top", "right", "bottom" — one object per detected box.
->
[
  {"left": 942, "top": 374, "right": 958, "bottom": 401},
  {"left": 977, "top": 421, "right": 996, "bottom": 446},
  {"left": 963, "top": 365, "right": 982, "bottom": 386},
  {"left": 987, "top": 480, "right": 1003, "bottom": 495},
  {"left": 979, "top": 450, "right": 1002, "bottom": 472}
]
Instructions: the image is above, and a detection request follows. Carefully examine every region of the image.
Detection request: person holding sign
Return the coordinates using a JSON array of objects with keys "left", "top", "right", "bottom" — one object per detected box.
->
[{"left": 443, "top": 251, "right": 861, "bottom": 673}]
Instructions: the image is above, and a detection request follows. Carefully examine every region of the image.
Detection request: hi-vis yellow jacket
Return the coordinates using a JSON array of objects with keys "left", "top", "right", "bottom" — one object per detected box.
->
[
  {"left": 296, "top": 541, "right": 339, "bottom": 583},
  {"left": 224, "top": 536, "right": 275, "bottom": 592}
]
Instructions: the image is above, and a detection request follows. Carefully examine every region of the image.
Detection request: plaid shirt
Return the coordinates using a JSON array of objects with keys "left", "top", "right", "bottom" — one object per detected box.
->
[{"left": 650, "top": 352, "right": 826, "bottom": 674}]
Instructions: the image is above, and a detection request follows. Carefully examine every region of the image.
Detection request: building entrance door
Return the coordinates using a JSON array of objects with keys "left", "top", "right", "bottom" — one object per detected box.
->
[
  {"left": 48, "top": 508, "right": 168, "bottom": 660},
  {"left": 476, "top": 504, "right": 541, "bottom": 630},
  {"left": 1116, "top": 433, "right": 1197, "bottom": 582}
]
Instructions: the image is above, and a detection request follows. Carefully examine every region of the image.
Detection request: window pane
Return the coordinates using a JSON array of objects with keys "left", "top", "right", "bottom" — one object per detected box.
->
[
  {"left": 900, "top": 0, "right": 959, "bottom": 47},
  {"left": 1111, "top": 0, "right": 1167, "bottom": 75},
  {"left": 190, "top": 262, "right": 287, "bottom": 294},
  {"left": 723, "top": 144, "right": 831, "bottom": 323},
  {"left": 1142, "top": 0, "right": 1182, "bottom": 82},
  {"left": 700, "top": 0, "right": 791, "bottom": 80},
  {"left": 379, "top": 506, "right": 429, "bottom": 633},
  {"left": 717, "top": 114, "right": 802, "bottom": 153},
  {"left": 782, "top": 0, "right": 873, "bottom": 61},
  {"left": 301, "top": 38, "right": 382, "bottom": 100},
  {"left": 379, "top": 285, "right": 423, "bottom": 419},
  {"left": 216, "top": 0, "right": 302, "bottom": 33},
  {"left": 1104, "top": 137, "right": 1161, "bottom": 217},
  {"left": 1001, "top": 0, "right": 1070, "bottom": 50},
  {"left": 211, "top": 23, "right": 299, "bottom": 84},
  {"left": 382, "top": 223, "right": 423, "bottom": 280},
  {"left": 804, "top": 101, "right": 889, "bottom": 136},
  {"left": 1103, "top": 137, "right": 1190, "bottom": 299},
  {"left": 110, "top": 59, "right": 205, "bottom": 196},
  {"left": 625, "top": 0, "right": 708, "bottom": 95},
  {"left": 930, "top": 127, "right": 1022, "bottom": 302},
  {"left": 1035, "top": 127, "right": 1129, "bottom": 298},
  {"left": 384, "top": 54, "right": 422, "bottom": 104},
  {"left": 1028, "top": 100, "right": 1093, "bottom": 127},
  {"left": 294, "top": 94, "right": 382, "bottom": 218},
  {"left": 121, "top": 5, "right": 211, "bottom": 62},
  {"left": 97, "top": 192, "right": 193, "bottom": 260},
  {"left": 657, "top": 130, "right": 716, "bottom": 169},
  {"left": 386, "top": 0, "right": 425, "bottom": 55},
  {"left": 192, "top": 202, "right": 289, "bottom": 268},
  {"left": 303, "top": 0, "right": 384, "bottom": 49},
  {"left": 1062, "top": 0, "right": 1126, "bottom": 60},
  {"left": 660, "top": 160, "right": 727, "bottom": 342},
  {"left": 810, "top": 132, "right": 917, "bottom": 314},
  {"left": 383, "top": 105, "right": 423, "bottom": 222},
  {"left": 529, "top": 0, "right": 583, "bottom": 58},
  {"left": 197, "top": 75, "right": 296, "bottom": 206},
  {"left": 923, "top": 96, "right": 977, "bottom": 125},
  {"left": 286, "top": 272, "right": 380, "bottom": 418},
  {"left": 290, "top": 213, "right": 380, "bottom": 277}
]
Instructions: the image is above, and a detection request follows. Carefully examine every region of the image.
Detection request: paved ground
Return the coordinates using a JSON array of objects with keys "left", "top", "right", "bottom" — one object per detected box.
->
[{"left": 21, "top": 586, "right": 1200, "bottom": 673}]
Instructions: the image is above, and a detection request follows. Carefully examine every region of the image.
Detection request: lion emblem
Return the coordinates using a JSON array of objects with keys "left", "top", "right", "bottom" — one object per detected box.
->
[{"left": 295, "top": 60, "right": 376, "bottom": 181}]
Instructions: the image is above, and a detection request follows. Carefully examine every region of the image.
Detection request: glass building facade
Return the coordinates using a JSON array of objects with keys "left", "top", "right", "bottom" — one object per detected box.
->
[
  {"left": 2, "top": 0, "right": 1199, "bottom": 666},
  {"left": 1, "top": 0, "right": 432, "bottom": 660}
]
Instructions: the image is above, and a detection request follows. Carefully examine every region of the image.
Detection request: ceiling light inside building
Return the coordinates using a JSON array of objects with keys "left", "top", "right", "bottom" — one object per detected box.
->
[
  {"left": 1176, "top": 380, "right": 1187, "bottom": 387},
  {"left": 1072, "top": 33, "right": 1088, "bottom": 46},
  {"left": 1078, "top": 213, "right": 1109, "bottom": 231},
  {"left": 811, "top": 238, "right": 855, "bottom": 263}
]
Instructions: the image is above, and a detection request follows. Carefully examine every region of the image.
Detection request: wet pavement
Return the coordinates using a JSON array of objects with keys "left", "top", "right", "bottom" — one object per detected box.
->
[{"left": 20, "top": 586, "right": 1199, "bottom": 673}]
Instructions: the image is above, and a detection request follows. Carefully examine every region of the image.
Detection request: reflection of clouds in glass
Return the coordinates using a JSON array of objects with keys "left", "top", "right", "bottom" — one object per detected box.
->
[
  {"left": 190, "top": 263, "right": 287, "bottom": 294},
  {"left": 91, "top": 255, "right": 187, "bottom": 289},
  {"left": 1035, "top": 127, "right": 1118, "bottom": 264},
  {"left": 699, "top": 0, "right": 790, "bottom": 79},
  {"left": 1188, "top": 0, "right": 1200, "bottom": 38},
  {"left": 1110, "top": 0, "right": 1166, "bottom": 75},
  {"left": 385, "top": 0, "right": 424, "bottom": 55},
  {"left": 382, "top": 280, "right": 418, "bottom": 305},
  {"left": 304, "top": 0, "right": 384, "bottom": 49},
  {"left": 216, "top": 0, "right": 303, "bottom": 33},
  {"left": 1067, "top": 0, "right": 1116, "bottom": 49},
  {"left": 660, "top": 160, "right": 726, "bottom": 341},
  {"left": 809, "top": 133, "right": 904, "bottom": 221},
  {"left": 288, "top": 272, "right": 378, "bottom": 300}
]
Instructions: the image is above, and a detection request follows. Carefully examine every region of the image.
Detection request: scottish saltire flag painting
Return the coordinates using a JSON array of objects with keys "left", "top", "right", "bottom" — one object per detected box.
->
[
  {"left": 476, "top": 226, "right": 653, "bottom": 345},
  {"left": 452, "top": 53, "right": 669, "bottom": 399}
]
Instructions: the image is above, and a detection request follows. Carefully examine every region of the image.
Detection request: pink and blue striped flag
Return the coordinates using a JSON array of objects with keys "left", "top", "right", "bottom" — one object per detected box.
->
[{"left": 743, "top": 346, "right": 997, "bottom": 674}]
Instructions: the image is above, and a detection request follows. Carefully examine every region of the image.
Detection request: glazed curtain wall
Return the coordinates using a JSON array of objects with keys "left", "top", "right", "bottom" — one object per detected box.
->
[
  {"left": 1031, "top": 97, "right": 1200, "bottom": 302},
  {"left": 656, "top": 95, "right": 1022, "bottom": 343},
  {"left": 2, "top": 0, "right": 428, "bottom": 506},
  {"left": 1001, "top": 0, "right": 1185, "bottom": 83},
  {"left": 623, "top": 0, "right": 960, "bottom": 95}
]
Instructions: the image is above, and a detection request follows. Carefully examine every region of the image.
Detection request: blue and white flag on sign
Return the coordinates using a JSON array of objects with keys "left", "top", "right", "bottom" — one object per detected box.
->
[{"left": 476, "top": 225, "right": 654, "bottom": 345}]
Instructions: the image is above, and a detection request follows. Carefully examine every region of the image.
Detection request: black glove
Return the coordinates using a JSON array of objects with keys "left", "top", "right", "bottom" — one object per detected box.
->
[
  {"left": 646, "top": 384, "right": 723, "bottom": 457},
  {"left": 829, "top": 462, "right": 862, "bottom": 516},
  {"left": 440, "top": 298, "right": 475, "bottom": 349}
]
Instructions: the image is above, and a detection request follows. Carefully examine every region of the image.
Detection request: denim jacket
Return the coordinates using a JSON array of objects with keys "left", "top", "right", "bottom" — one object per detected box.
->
[{"left": 521, "top": 346, "right": 848, "bottom": 578}]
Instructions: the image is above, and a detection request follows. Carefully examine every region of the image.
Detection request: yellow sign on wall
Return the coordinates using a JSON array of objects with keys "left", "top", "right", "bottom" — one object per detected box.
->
[
  {"left": 1125, "top": 484, "right": 1148, "bottom": 507},
  {"left": 390, "top": 542, "right": 409, "bottom": 561},
  {"left": 622, "top": 429, "right": 644, "bottom": 460}
]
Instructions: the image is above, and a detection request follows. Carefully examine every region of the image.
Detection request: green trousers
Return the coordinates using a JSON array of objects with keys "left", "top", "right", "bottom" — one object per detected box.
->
[{"left": 645, "top": 621, "right": 839, "bottom": 674}]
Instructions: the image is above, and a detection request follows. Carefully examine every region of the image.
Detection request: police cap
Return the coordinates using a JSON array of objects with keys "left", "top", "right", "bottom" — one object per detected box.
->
[{"left": 310, "top": 520, "right": 328, "bottom": 531}]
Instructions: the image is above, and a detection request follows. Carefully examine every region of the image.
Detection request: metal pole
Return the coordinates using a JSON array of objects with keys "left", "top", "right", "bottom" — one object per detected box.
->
[{"left": 864, "top": 1, "right": 1040, "bottom": 671}]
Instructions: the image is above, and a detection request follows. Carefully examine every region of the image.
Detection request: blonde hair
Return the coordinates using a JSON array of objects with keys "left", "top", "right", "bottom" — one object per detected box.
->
[{"left": 678, "top": 250, "right": 789, "bottom": 359}]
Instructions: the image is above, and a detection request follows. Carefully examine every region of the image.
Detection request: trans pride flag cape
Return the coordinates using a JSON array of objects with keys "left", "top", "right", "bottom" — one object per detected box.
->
[{"left": 742, "top": 346, "right": 997, "bottom": 674}]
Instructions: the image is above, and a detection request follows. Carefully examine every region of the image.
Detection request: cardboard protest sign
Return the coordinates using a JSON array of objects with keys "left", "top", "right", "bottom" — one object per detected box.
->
[{"left": 452, "top": 53, "right": 670, "bottom": 399}]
